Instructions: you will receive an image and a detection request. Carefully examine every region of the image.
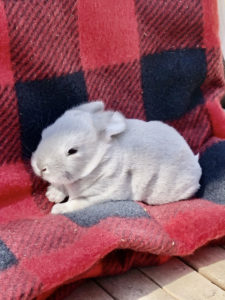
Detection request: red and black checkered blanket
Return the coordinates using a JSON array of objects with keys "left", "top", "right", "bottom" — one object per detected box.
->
[{"left": 1, "top": 0, "right": 225, "bottom": 299}]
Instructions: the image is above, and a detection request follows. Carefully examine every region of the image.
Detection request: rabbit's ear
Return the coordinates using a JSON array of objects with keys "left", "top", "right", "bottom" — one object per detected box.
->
[
  {"left": 105, "top": 112, "right": 126, "bottom": 138},
  {"left": 75, "top": 101, "right": 104, "bottom": 113},
  {"left": 92, "top": 111, "right": 126, "bottom": 139}
]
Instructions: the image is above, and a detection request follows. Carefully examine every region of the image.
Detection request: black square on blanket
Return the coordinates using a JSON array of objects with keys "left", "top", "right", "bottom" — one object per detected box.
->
[
  {"left": 16, "top": 71, "right": 88, "bottom": 158},
  {"left": 141, "top": 48, "right": 207, "bottom": 121},
  {"left": 0, "top": 240, "right": 17, "bottom": 271}
]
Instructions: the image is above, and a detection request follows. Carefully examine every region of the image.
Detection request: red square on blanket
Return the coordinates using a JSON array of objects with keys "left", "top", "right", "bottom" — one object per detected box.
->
[
  {"left": 3, "top": 0, "right": 82, "bottom": 81},
  {"left": 85, "top": 61, "right": 146, "bottom": 120},
  {"left": 78, "top": 0, "right": 140, "bottom": 70},
  {"left": 0, "top": 1, "right": 14, "bottom": 86},
  {"left": 134, "top": 0, "right": 204, "bottom": 56}
]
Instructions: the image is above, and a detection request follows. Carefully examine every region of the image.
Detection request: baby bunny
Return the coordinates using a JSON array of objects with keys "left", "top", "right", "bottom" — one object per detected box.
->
[{"left": 31, "top": 101, "right": 202, "bottom": 214}]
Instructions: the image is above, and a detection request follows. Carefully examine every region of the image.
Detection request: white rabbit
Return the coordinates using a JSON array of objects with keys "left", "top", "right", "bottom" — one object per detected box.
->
[{"left": 31, "top": 101, "right": 202, "bottom": 214}]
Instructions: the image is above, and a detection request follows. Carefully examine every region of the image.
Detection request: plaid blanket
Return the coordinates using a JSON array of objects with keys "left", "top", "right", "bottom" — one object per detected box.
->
[{"left": 1, "top": 0, "right": 225, "bottom": 299}]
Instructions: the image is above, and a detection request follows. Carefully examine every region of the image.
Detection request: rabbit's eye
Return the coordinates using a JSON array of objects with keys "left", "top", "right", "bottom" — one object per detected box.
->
[{"left": 67, "top": 148, "right": 78, "bottom": 155}]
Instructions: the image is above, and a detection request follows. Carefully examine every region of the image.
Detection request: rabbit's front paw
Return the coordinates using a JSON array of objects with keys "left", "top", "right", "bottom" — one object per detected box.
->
[
  {"left": 51, "top": 203, "right": 65, "bottom": 214},
  {"left": 51, "top": 199, "right": 91, "bottom": 214},
  {"left": 46, "top": 185, "right": 66, "bottom": 203}
]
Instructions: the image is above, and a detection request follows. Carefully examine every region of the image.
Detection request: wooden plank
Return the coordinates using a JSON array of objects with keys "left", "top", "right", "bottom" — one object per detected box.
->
[
  {"left": 97, "top": 268, "right": 176, "bottom": 300},
  {"left": 65, "top": 280, "right": 113, "bottom": 300},
  {"left": 140, "top": 258, "right": 225, "bottom": 300},
  {"left": 182, "top": 246, "right": 225, "bottom": 290}
]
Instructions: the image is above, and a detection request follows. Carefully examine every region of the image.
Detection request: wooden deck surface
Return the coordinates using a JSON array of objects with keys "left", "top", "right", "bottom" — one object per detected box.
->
[{"left": 65, "top": 245, "right": 225, "bottom": 300}]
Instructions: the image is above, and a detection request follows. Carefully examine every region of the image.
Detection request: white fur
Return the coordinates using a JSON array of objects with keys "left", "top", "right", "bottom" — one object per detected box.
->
[{"left": 31, "top": 101, "right": 202, "bottom": 214}]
